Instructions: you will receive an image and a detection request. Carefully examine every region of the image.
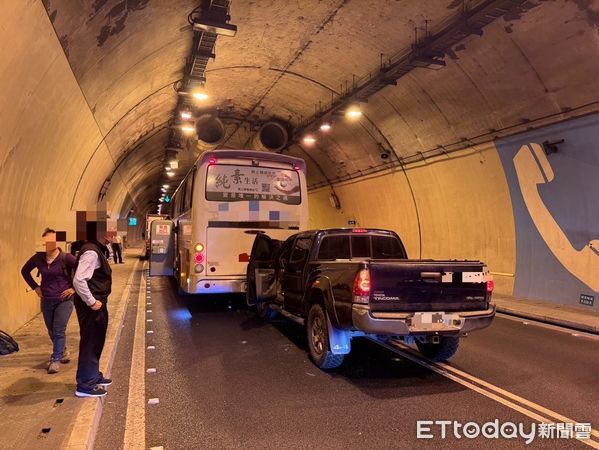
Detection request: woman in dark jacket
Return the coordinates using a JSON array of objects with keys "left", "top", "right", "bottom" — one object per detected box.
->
[{"left": 21, "top": 228, "right": 76, "bottom": 374}]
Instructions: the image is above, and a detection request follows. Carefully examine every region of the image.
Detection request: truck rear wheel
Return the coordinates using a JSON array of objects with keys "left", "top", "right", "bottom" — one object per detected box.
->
[
  {"left": 416, "top": 336, "right": 460, "bottom": 361},
  {"left": 307, "top": 304, "right": 344, "bottom": 369}
]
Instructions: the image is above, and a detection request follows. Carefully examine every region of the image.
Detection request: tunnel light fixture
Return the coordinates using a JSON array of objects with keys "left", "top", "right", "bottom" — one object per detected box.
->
[
  {"left": 180, "top": 110, "right": 193, "bottom": 120},
  {"left": 319, "top": 122, "right": 332, "bottom": 132},
  {"left": 165, "top": 165, "right": 172, "bottom": 171},
  {"left": 302, "top": 134, "right": 317, "bottom": 146},
  {"left": 193, "top": 19, "right": 237, "bottom": 37},
  {"left": 180, "top": 122, "right": 196, "bottom": 135},
  {"left": 162, "top": 184, "right": 169, "bottom": 188},
  {"left": 166, "top": 171, "right": 175, "bottom": 177},
  {"left": 345, "top": 106, "right": 363, "bottom": 120},
  {"left": 191, "top": 89, "right": 209, "bottom": 102}
]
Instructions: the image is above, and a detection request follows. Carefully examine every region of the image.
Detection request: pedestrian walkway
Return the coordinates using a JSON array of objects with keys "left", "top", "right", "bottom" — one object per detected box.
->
[
  {"left": 493, "top": 293, "right": 599, "bottom": 334},
  {"left": 0, "top": 248, "right": 143, "bottom": 449}
]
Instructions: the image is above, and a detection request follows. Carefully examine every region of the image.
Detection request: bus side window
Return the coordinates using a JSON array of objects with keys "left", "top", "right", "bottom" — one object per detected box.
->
[
  {"left": 180, "top": 178, "right": 188, "bottom": 215},
  {"left": 184, "top": 170, "right": 194, "bottom": 211}
]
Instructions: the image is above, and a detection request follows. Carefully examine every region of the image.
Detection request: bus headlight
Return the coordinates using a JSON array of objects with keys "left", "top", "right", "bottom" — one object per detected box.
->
[{"left": 194, "top": 264, "right": 204, "bottom": 273}]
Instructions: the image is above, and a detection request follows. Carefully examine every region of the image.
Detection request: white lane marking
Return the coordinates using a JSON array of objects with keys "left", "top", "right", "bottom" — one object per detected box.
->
[
  {"left": 123, "top": 265, "right": 147, "bottom": 450},
  {"left": 497, "top": 313, "right": 599, "bottom": 341},
  {"left": 381, "top": 340, "right": 599, "bottom": 448}
]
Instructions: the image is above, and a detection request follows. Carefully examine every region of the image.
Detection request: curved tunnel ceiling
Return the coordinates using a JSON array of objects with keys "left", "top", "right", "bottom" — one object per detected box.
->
[{"left": 39, "top": 0, "right": 599, "bottom": 219}]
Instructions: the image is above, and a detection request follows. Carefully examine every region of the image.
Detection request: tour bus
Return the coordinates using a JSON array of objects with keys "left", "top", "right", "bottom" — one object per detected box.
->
[{"left": 170, "top": 149, "right": 308, "bottom": 295}]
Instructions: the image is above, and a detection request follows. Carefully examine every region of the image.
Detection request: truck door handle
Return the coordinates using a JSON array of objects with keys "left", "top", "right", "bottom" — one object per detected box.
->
[{"left": 420, "top": 272, "right": 442, "bottom": 279}]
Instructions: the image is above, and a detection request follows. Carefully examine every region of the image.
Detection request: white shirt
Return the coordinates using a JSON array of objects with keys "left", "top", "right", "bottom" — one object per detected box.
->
[{"left": 73, "top": 250, "right": 100, "bottom": 306}]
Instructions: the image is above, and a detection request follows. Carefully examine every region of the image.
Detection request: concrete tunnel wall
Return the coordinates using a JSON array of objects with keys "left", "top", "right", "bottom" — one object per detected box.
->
[
  {"left": 307, "top": 143, "right": 517, "bottom": 295},
  {"left": 2, "top": 0, "right": 599, "bottom": 334}
]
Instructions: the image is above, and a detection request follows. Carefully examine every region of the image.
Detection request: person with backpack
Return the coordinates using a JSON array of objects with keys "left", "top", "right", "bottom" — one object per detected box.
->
[
  {"left": 21, "top": 228, "right": 76, "bottom": 374},
  {"left": 72, "top": 228, "right": 113, "bottom": 398}
]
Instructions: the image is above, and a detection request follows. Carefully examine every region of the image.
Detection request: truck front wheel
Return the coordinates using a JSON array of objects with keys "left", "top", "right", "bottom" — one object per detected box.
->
[
  {"left": 416, "top": 336, "right": 460, "bottom": 361},
  {"left": 307, "top": 304, "right": 344, "bottom": 369}
]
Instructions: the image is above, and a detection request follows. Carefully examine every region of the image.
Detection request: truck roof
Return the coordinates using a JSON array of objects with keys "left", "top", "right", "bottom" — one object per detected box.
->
[{"left": 295, "top": 228, "right": 399, "bottom": 237}]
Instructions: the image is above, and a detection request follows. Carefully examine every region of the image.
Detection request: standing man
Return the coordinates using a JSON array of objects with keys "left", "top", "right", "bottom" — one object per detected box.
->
[
  {"left": 111, "top": 233, "right": 124, "bottom": 264},
  {"left": 72, "top": 230, "right": 113, "bottom": 398}
]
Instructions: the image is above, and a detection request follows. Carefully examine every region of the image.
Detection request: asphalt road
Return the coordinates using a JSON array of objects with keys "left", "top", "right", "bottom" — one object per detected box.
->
[{"left": 96, "top": 275, "right": 598, "bottom": 449}]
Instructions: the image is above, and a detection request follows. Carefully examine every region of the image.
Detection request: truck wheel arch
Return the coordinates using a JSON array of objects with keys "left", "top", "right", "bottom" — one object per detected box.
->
[{"left": 306, "top": 285, "right": 338, "bottom": 326}]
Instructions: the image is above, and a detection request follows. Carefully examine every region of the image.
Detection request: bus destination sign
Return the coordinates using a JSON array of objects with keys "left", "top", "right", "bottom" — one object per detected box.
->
[{"left": 206, "top": 165, "right": 301, "bottom": 205}]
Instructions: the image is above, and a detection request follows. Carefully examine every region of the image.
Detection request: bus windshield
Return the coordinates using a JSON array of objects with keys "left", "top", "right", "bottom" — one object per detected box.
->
[{"left": 205, "top": 164, "right": 301, "bottom": 205}]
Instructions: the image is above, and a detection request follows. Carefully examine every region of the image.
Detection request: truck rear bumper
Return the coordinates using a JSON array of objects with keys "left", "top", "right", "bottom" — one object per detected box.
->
[{"left": 351, "top": 304, "right": 496, "bottom": 336}]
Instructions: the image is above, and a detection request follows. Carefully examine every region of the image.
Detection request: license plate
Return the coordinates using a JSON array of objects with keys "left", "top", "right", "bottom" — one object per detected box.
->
[{"left": 409, "top": 312, "right": 462, "bottom": 331}]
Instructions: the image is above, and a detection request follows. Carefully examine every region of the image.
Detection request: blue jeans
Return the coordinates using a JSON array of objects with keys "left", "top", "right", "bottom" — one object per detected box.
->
[{"left": 41, "top": 299, "right": 74, "bottom": 361}]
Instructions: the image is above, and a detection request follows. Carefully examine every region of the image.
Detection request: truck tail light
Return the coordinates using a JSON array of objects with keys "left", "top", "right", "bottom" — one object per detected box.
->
[
  {"left": 353, "top": 268, "right": 371, "bottom": 304},
  {"left": 486, "top": 278, "right": 494, "bottom": 294},
  {"left": 483, "top": 266, "right": 494, "bottom": 295}
]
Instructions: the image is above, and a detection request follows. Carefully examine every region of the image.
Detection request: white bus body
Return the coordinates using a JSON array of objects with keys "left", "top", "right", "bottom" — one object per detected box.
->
[{"left": 171, "top": 149, "right": 308, "bottom": 295}]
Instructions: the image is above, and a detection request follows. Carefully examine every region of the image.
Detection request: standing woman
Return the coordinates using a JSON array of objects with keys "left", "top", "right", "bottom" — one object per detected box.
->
[{"left": 21, "top": 228, "right": 76, "bottom": 374}]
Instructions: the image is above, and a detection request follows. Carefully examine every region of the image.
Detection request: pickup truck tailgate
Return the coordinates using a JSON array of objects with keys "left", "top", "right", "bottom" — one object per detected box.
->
[{"left": 368, "top": 260, "right": 488, "bottom": 312}]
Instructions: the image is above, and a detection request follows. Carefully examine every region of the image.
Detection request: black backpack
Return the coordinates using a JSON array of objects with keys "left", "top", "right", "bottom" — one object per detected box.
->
[{"left": 0, "top": 329, "right": 19, "bottom": 355}]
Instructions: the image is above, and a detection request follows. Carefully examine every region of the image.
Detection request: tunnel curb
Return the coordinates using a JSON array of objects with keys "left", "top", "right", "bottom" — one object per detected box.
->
[
  {"left": 63, "top": 257, "right": 142, "bottom": 449},
  {"left": 496, "top": 306, "right": 599, "bottom": 335}
]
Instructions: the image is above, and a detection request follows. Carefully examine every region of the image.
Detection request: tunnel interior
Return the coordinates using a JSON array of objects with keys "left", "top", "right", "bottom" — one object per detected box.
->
[{"left": 1, "top": 0, "right": 599, "bottom": 333}]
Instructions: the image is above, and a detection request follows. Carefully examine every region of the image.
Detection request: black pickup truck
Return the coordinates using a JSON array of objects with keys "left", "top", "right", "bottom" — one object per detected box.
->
[{"left": 247, "top": 228, "right": 495, "bottom": 369}]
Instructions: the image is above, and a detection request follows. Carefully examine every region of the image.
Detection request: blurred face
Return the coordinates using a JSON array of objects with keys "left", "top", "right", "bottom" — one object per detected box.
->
[{"left": 43, "top": 233, "right": 57, "bottom": 252}]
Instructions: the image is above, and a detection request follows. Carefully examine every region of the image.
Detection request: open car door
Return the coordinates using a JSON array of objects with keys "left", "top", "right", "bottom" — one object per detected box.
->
[{"left": 246, "top": 233, "right": 281, "bottom": 306}]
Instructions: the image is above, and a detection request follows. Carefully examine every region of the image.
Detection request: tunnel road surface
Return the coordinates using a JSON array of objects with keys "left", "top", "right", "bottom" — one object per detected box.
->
[{"left": 95, "top": 272, "right": 598, "bottom": 449}]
